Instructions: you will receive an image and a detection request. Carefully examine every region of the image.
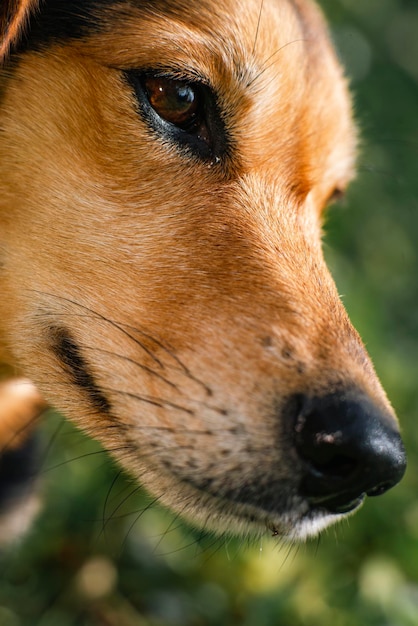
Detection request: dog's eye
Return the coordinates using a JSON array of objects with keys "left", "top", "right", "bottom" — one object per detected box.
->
[
  {"left": 143, "top": 76, "right": 200, "bottom": 130},
  {"left": 328, "top": 188, "right": 345, "bottom": 204},
  {"left": 125, "top": 71, "right": 227, "bottom": 162}
]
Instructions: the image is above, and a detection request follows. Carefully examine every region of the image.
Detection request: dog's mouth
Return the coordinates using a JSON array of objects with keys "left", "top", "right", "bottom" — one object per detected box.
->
[
  {"left": 306, "top": 492, "right": 366, "bottom": 515},
  {"left": 146, "top": 466, "right": 365, "bottom": 542},
  {"left": 182, "top": 485, "right": 362, "bottom": 542}
]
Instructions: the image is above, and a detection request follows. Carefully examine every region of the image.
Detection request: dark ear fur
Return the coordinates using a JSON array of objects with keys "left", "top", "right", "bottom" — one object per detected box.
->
[{"left": 0, "top": 0, "right": 38, "bottom": 59}]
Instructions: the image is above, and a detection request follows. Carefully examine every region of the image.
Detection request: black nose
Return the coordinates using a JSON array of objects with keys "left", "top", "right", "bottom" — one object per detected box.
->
[{"left": 293, "top": 391, "right": 407, "bottom": 514}]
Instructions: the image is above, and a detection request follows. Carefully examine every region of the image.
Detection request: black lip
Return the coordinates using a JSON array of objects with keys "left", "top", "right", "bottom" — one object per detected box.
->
[{"left": 310, "top": 493, "right": 366, "bottom": 515}]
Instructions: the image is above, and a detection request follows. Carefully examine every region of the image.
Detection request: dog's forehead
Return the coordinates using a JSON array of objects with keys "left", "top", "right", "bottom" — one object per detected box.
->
[
  {"left": 96, "top": 0, "right": 321, "bottom": 76},
  {"left": 17, "top": 0, "right": 319, "bottom": 53},
  {"left": 14, "top": 0, "right": 355, "bottom": 196},
  {"left": 19, "top": 0, "right": 341, "bottom": 96}
]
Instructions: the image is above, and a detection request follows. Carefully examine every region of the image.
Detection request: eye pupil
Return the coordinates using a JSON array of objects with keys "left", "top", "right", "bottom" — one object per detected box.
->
[{"left": 144, "top": 76, "right": 198, "bottom": 127}]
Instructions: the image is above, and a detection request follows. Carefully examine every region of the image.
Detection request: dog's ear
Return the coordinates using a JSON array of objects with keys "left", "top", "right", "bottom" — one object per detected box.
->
[{"left": 0, "top": 0, "right": 38, "bottom": 60}]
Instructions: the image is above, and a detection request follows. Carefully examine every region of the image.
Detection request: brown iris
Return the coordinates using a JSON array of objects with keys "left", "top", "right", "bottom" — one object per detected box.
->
[{"left": 143, "top": 76, "right": 199, "bottom": 129}]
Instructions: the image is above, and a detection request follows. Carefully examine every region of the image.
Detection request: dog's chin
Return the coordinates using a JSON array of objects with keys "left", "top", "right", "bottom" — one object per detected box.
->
[
  {"left": 282, "top": 504, "right": 362, "bottom": 542},
  {"left": 146, "top": 474, "right": 362, "bottom": 542},
  {"left": 184, "top": 496, "right": 356, "bottom": 543}
]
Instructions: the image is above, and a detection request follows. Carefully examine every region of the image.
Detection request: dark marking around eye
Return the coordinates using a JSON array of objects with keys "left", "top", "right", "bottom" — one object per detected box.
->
[
  {"left": 49, "top": 325, "right": 111, "bottom": 415},
  {"left": 124, "top": 70, "right": 229, "bottom": 163}
]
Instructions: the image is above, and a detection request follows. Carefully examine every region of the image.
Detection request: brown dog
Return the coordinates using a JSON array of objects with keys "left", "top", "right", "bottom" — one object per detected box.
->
[{"left": 0, "top": 0, "right": 406, "bottom": 542}]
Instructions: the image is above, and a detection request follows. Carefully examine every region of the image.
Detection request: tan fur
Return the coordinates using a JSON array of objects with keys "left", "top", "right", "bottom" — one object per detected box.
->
[{"left": 0, "top": 0, "right": 402, "bottom": 540}]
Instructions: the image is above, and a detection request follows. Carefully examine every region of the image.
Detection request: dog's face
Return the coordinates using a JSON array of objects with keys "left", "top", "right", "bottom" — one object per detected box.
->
[{"left": 0, "top": 0, "right": 405, "bottom": 540}]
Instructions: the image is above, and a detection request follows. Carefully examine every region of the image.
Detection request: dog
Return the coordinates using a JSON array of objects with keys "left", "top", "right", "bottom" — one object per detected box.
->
[{"left": 0, "top": 0, "right": 406, "bottom": 544}]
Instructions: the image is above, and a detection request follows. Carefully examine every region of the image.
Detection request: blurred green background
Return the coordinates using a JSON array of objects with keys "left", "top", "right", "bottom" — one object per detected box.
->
[{"left": 1, "top": 0, "right": 418, "bottom": 624}]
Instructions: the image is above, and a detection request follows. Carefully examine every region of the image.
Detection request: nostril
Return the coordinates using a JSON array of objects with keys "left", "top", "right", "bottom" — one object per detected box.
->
[
  {"left": 293, "top": 391, "right": 407, "bottom": 513},
  {"left": 306, "top": 452, "right": 357, "bottom": 481},
  {"left": 367, "top": 482, "right": 394, "bottom": 497},
  {"left": 295, "top": 414, "right": 358, "bottom": 479},
  {"left": 295, "top": 411, "right": 361, "bottom": 484}
]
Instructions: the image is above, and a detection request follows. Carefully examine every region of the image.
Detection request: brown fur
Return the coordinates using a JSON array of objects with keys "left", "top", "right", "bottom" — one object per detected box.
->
[{"left": 0, "top": 0, "right": 404, "bottom": 540}]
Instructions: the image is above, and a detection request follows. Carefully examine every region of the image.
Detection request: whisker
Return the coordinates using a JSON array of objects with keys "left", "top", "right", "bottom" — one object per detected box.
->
[
  {"left": 247, "top": 38, "right": 306, "bottom": 88},
  {"left": 279, "top": 537, "right": 297, "bottom": 570},
  {"left": 40, "top": 446, "right": 131, "bottom": 474},
  {"left": 252, "top": 0, "right": 265, "bottom": 57},
  {"left": 153, "top": 516, "right": 181, "bottom": 541},
  {"left": 101, "top": 468, "right": 124, "bottom": 538},
  {"left": 198, "top": 532, "right": 225, "bottom": 564},
  {"left": 121, "top": 494, "right": 163, "bottom": 552},
  {"left": 23, "top": 382, "right": 234, "bottom": 441},
  {"left": 103, "top": 387, "right": 195, "bottom": 415},
  {"left": 151, "top": 506, "right": 189, "bottom": 553},
  {"left": 31, "top": 289, "right": 212, "bottom": 395},
  {"left": 120, "top": 322, "right": 212, "bottom": 396},
  {"left": 155, "top": 530, "right": 212, "bottom": 558},
  {"left": 30, "top": 290, "right": 165, "bottom": 369},
  {"left": 101, "top": 482, "right": 143, "bottom": 532},
  {"left": 83, "top": 345, "right": 179, "bottom": 391}
]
